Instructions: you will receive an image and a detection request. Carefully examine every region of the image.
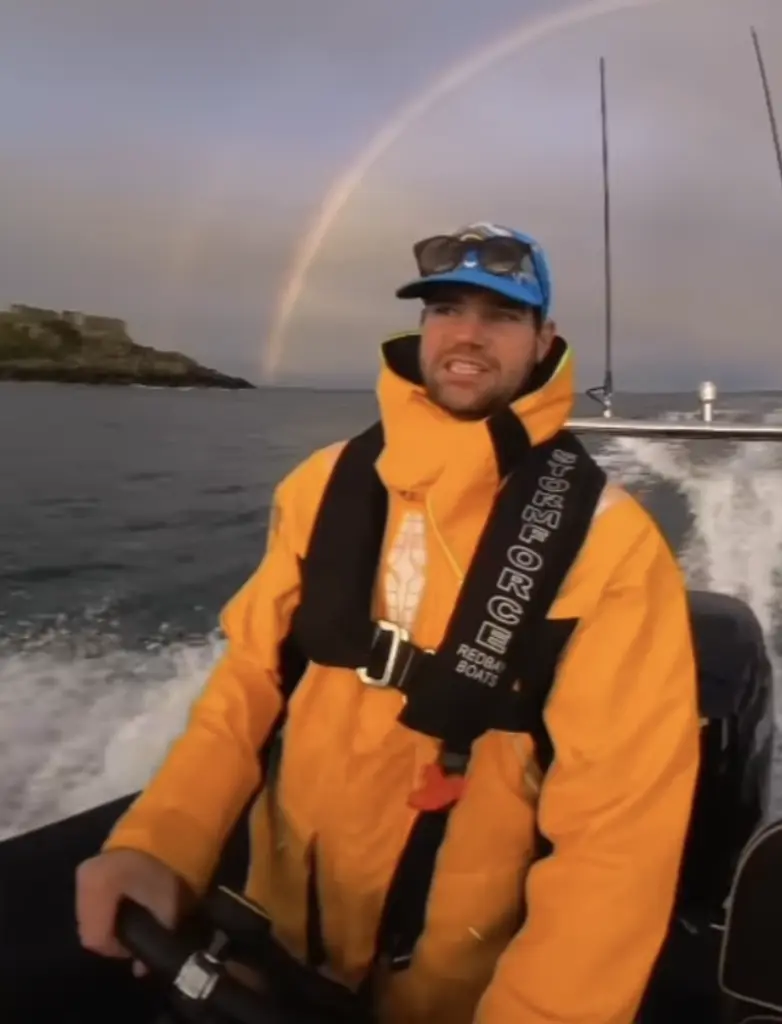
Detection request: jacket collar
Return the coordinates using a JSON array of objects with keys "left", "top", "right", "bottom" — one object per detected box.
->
[{"left": 374, "top": 332, "right": 574, "bottom": 496}]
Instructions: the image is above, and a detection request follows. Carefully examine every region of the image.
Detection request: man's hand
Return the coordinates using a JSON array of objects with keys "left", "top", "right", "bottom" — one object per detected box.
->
[{"left": 76, "top": 847, "right": 193, "bottom": 974}]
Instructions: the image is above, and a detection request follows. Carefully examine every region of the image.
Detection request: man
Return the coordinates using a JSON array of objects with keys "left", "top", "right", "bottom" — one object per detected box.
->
[{"left": 76, "top": 223, "right": 701, "bottom": 1023}]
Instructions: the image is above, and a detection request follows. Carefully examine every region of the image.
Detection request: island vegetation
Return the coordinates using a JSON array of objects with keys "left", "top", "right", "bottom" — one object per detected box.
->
[{"left": 0, "top": 304, "right": 254, "bottom": 389}]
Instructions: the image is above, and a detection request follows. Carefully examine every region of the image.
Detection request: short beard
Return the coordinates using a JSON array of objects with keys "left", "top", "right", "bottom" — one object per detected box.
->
[{"left": 423, "top": 378, "right": 517, "bottom": 421}]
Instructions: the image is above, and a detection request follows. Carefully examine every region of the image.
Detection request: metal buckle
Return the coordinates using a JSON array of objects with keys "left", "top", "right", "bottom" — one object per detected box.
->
[
  {"left": 356, "top": 620, "right": 409, "bottom": 687},
  {"left": 173, "top": 951, "right": 220, "bottom": 1001}
]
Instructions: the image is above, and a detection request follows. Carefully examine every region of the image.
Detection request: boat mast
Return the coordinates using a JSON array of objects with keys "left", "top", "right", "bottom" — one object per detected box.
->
[
  {"left": 587, "top": 56, "right": 615, "bottom": 418},
  {"left": 600, "top": 55, "right": 614, "bottom": 417},
  {"left": 751, "top": 26, "right": 782, "bottom": 197},
  {"left": 567, "top": 33, "right": 782, "bottom": 440}
]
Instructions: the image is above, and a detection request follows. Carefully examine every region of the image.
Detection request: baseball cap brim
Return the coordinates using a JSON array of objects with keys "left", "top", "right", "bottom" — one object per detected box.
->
[{"left": 395, "top": 265, "right": 546, "bottom": 311}]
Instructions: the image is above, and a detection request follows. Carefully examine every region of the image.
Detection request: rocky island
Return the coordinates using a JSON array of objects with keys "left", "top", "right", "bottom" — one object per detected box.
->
[{"left": 0, "top": 304, "right": 255, "bottom": 389}]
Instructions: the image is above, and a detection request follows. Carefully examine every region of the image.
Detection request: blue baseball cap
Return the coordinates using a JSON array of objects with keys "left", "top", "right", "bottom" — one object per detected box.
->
[{"left": 395, "top": 222, "right": 553, "bottom": 319}]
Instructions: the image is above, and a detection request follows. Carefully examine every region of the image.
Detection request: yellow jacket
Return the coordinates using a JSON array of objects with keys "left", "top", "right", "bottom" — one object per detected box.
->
[{"left": 105, "top": 335, "right": 701, "bottom": 1024}]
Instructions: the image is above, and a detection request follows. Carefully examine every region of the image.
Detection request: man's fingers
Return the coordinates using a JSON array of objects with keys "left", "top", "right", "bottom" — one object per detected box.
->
[{"left": 75, "top": 860, "right": 129, "bottom": 958}]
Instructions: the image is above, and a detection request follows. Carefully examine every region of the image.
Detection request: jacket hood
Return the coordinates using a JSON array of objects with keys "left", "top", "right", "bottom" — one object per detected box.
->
[{"left": 374, "top": 332, "right": 575, "bottom": 497}]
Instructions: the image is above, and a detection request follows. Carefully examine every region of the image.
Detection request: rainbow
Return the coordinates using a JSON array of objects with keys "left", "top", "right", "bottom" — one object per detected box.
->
[{"left": 261, "top": 0, "right": 671, "bottom": 381}]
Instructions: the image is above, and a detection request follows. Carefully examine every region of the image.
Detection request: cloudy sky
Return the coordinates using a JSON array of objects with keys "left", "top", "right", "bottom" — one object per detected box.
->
[{"left": 1, "top": 0, "right": 781, "bottom": 390}]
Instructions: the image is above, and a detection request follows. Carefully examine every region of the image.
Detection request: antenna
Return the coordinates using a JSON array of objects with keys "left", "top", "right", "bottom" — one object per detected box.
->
[
  {"left": 750, "top": 26, "right": 782, "bottom": 196},
  {"left": 587, "top": 56, "right": 615, "bottom": 418}
]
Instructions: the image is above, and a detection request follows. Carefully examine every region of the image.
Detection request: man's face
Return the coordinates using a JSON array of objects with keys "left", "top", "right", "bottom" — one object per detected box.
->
[{"left": 419, "top": 286, "right": 555, "bottom": 420}]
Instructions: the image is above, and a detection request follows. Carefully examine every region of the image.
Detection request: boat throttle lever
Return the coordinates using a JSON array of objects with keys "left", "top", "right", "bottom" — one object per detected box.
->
[{"left": 115, "top": 896, "right": 287, "bottom": 1024}]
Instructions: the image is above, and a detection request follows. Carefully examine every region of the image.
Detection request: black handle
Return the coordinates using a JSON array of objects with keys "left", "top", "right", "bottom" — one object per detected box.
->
[
  {"left": 115, "top": 898, "right": 288, "bottom": 1024},
  {"left": 115, "top": 897, "right": 191, "bottom": 978}
]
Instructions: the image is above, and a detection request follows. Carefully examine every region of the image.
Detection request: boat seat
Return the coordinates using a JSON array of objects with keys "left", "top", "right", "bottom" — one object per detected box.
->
[
  {"left": 641, "top": 590, "right": 776, "bottom": 1022},
  {"left": 689, "top": 590, "right": 772, "bottom": 720},
  {"left": 675, "top": 590, "right": 774, "bottom": 923}
]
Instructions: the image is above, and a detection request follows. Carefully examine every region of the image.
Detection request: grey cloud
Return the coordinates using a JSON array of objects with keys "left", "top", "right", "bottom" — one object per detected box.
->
[
  {"left": 276, "top": 0, "right": 782, "bottom": 389},
  {"left": 1, "top": 0, "right": 781, "bottom": 389}
]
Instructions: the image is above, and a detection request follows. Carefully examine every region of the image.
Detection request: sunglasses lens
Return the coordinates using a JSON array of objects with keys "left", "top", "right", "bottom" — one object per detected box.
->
[
  {"left": 415, "top": 236, "right": 464, "bottom": 275},
  {"left": 480, "top": 237, "right": 531, "bottom": 275},
  {"left": 412, "top": 234, "right": 538, "bottom": 285}
]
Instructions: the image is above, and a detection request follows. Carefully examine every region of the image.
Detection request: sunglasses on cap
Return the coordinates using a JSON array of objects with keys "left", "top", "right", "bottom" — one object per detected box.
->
[{"left": 412, "top": 233, "right": 540, "bottom": 281}]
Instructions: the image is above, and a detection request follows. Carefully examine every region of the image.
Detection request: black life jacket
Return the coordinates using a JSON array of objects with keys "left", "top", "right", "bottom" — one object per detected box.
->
[{"left": 270, "top": 403, "right": 606, "bottom": 973}]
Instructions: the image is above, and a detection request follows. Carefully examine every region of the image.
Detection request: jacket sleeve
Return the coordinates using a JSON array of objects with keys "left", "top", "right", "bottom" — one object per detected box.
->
[
  {"left": 475, "top": 507, "right": 701, "bottom": 1024},
  {"left": 102, "top": 471, "right": 307, "bottom": 893}
]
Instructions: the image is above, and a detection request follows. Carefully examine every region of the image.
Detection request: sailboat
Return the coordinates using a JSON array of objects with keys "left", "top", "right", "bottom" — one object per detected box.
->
[{"left": 3, "top": 30, "right": 782, "bottom": 1024}]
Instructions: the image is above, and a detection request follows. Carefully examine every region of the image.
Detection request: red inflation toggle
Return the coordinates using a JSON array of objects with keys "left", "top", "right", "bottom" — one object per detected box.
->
[{"left": 407, "top": 762, "right": 466, "bottom": 811}]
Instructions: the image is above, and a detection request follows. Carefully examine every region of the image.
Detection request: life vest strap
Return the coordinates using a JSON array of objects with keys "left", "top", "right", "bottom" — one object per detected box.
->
[
  {"left": 355, "top": 619, "right": 430, "bottom": 691},
  {"left": 283, "top": 412, "right": 607, "bottom": 978}
]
